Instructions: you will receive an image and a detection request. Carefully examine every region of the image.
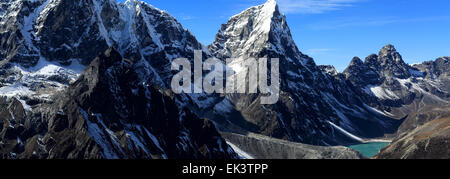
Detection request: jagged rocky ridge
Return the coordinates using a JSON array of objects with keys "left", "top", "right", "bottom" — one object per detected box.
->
[
  {"left": 0, "top": 0, "right": 448, "bottom": 158},
  {"left": 343, "top": 46, "right": 449, "bottom": 136},
  {"left": 0, "top": 48, "right": 238, "bottom": 159},
  {"left": 344, "top": 45, "right": 449, "bottom": 107}
]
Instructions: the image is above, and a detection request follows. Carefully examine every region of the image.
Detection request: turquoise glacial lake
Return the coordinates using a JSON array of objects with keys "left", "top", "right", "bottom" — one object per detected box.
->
[{"left": 348, "top": 142, "right": 390, "bottom": 158}]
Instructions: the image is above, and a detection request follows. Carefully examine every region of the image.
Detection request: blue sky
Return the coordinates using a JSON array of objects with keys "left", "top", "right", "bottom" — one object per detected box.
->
[{"left": 118, "top": 0, "right": 450, "bottom": 71}]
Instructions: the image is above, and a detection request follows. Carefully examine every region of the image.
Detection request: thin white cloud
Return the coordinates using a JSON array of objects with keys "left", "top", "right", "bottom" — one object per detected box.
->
[
  {"left": 277, "top": 0, "right": 363, "bottom": 14},
  {"left": 307, "top": 16, "right": 450, "bottom": 30},
  {"left": 180, "top": 15, "right": 196, "bottom": 21},
  {"left": 305, "top": 48, "right": 335, "bottom": 55}
]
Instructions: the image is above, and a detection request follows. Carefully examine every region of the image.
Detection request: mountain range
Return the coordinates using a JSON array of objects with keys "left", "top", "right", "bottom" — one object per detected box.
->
[{"left": 0, "top": 0, "right": 448, "bottom": 159}]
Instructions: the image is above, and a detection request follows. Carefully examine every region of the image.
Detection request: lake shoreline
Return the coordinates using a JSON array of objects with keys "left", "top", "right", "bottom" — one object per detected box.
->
[{"left": 363, "top": 139, "right": 392, "bottom": 143}]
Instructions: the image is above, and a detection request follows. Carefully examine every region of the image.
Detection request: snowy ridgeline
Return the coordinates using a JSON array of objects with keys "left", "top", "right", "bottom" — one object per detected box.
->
[
  {"left": 363, "top": 76, "right": 447, "bottom": 102},
  {"left": 226, "top": 141, "right": 255, "bottom": 159}
]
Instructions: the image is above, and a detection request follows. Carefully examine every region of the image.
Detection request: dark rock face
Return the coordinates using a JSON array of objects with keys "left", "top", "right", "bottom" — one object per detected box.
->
[
  {"left": 413, "top": 57, "right": 450, "bottom": 99},
  {"left": 375, "top": 116, "right": 450, "bottom": 159},
  {"left": 0, "top": 48, "right": 238, "bottom": 159},
  {"left": 414, "top": 57, "right": 449, "bottom": 79},
  {"left": 0, "top": 0, "right": 42, "bottom": 67},
  {"left": 35, "top": 0, "right": 110, "bottom": 66},
  {"left": 343, "top": 57, "right": 380, "bottom": 87},
  {"left": 318, "top": 65, "right": 339, "bottom": 76},
  {"left": 375, "top": 44, "right": 412, "bottom": 79},
  {"left": 0, "top": 96, "right": 32, "bottom": 159}
]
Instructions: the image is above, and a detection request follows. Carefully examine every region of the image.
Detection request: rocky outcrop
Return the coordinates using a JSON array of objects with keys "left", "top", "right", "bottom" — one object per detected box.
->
[
  {"left": 375, "top": 115, "right": 450, "bottom": 159},
  {"left": 343, "top": 57, "right": 380, "bottom": 87},
  {"left": 344, "top": 45, "right": 448, "bottom": 109},
  {"left": 413, "top": 57, "right": 450, "bottom": 100},
  {"left": 222, "top": 132, "right": 366, "bottom": 159},
  {"left": 376, "top": 44, "right": 413, "bottom": 79}
]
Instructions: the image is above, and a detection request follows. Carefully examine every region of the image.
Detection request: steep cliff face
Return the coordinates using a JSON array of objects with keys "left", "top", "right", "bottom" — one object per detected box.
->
[
  {"left": 0, "top": 48, "right": 238, "bottom": 159},
  {"left": 343, "top": 57, "right": 381, "bottom": 88}
]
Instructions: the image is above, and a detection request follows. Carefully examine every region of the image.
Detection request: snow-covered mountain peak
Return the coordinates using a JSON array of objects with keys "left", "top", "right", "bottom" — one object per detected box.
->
[
  {"left": 209, "top": 0, "right": 307, "bottom": 63},
  {"left": 260, "top": 0, "right": 278, "bottom": 16},
  {"left": 266, "top": 0, "right": 277, "bottom": 6},
  {"left": 230, "top": 0, "right": 278, "bottom": 20},
  {"left": 124, "top": 0, "right": 165, "bottom": 15}
]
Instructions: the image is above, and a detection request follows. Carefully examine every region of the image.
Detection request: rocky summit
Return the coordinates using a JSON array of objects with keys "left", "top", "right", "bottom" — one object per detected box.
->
[{"left": 0, "top": 0, "right": 448, "bottom": 159}]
